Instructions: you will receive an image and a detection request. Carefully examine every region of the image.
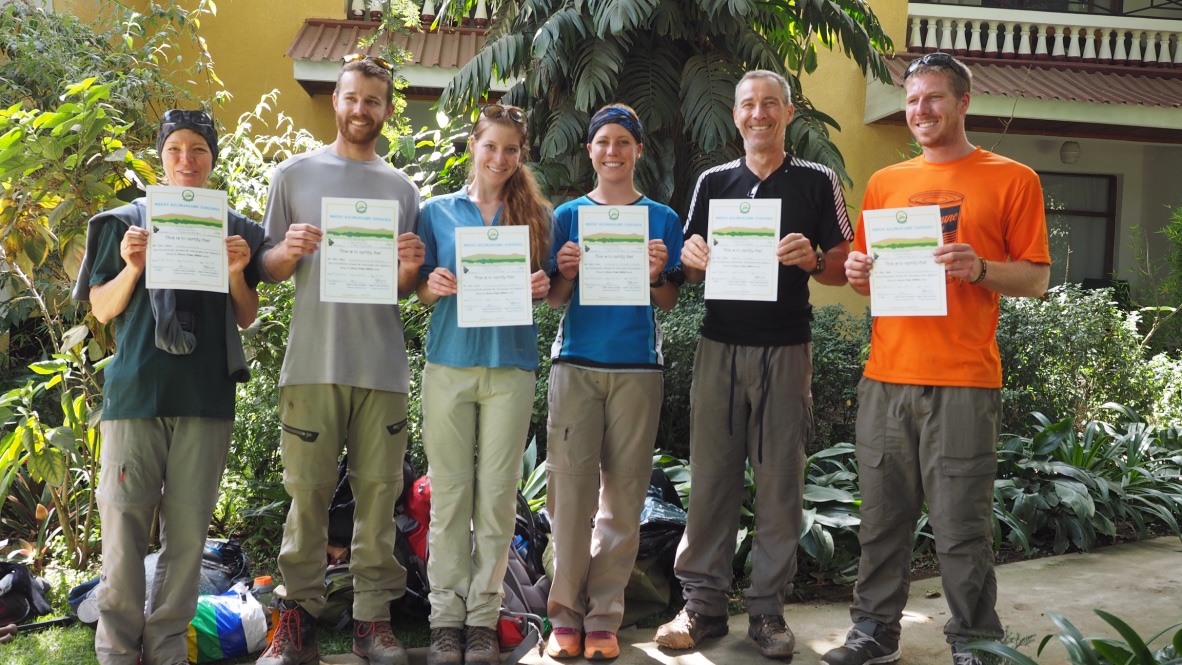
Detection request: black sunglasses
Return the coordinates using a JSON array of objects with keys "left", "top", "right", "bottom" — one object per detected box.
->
[
  {"left": 162, "top": 109, "right": 214, "bottom": 126},
  {"left": 903, "top": 52, "right": 970, "bottom": 83},
  {"left": 479, "top": 104, "right": 527, "bottom": 124},
  {"left": 342, "top": 53, "right": 395, "bottom": 72}
]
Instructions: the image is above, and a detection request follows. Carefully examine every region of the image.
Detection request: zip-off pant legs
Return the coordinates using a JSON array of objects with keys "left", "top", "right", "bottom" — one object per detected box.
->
[
  {"left": 95, "top": 417, "right": 231, "bottom": 665},
  {"left": 545, "top": 365, "right": 662, "bottom": 633}
]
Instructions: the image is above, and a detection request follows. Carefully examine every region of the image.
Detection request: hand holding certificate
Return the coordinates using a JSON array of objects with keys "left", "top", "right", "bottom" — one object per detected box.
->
[
  {"left": 455, "top": 226, "right": 533, "bottom": 327},
  {"left": 577, "top": 205, "right": 649, "bottom": 306},
  {"left": 145, "top": 185, "right": 228, "bottom": 293},
  {"left": 862, "top": 205, "right": 947, "bottom": 317},
  {"left": 704, "top": 199, "right": 781, "bottom": 301},
  {"left": 320, "top": 197, "right": 400, "bottom": 304}
]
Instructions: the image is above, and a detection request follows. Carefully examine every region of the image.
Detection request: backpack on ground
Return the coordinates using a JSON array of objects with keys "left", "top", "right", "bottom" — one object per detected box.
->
[{"left": 0, "top": 562, "right": 52, "bottom": 626}]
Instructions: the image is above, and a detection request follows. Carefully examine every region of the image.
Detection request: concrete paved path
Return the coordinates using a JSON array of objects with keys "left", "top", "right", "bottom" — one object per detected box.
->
[{"left": 322, "top": 536, "right": 1182, "bottom": 665}]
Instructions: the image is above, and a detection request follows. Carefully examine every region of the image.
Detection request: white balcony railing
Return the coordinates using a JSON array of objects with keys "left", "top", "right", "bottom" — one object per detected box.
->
[
  {"left": 908, "top": 4, "right": 1182, "bottom": 68},
  {"left": 345, "top": 0, "right": 491, "bottom": 28}
]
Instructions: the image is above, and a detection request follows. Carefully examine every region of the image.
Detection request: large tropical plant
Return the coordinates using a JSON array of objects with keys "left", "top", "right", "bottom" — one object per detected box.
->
[{"left": 430, "top": 0, "right": 892, "bottom": 212}]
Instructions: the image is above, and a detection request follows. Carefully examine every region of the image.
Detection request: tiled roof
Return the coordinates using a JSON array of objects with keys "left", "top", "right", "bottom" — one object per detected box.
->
[
  {"left": 286, "top": 18, "right": 487, "bottom": 70},
  {"left": 885, "top": 56, "right": 1182, "bottom": 108}
]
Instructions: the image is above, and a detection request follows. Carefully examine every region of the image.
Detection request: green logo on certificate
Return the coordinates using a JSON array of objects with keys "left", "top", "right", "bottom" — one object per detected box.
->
[
  {"left": 896, "top": 211, "right": 908, "bottom": 223},
  {"left": 182, "top": 189, "right": 195, "bottom": 202},
  {"left": 487, "top": 228, "right": 499, "bottom": 240},
  {"left": 356, "top": 201, "right": 368, "bottom": 213},
  {"left": 739, "top": 202, "right": 751, "bottom": 214},
  {"left": 608, "top": 208, "right": 619, "bottom": 220}
]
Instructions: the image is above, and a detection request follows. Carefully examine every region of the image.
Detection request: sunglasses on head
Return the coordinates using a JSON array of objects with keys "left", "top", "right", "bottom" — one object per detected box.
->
[
  {"left": 479, "top": 104, "right": 527, "bottom": 124},
  {"left": 342, "top": 53, "right": 395, "bottom": 72},
  {"left": 903, "top": 52, "right": 970, "bottom": 83},
  {"left": 162, "top": 109, "right": 213, "bottom": 126}
]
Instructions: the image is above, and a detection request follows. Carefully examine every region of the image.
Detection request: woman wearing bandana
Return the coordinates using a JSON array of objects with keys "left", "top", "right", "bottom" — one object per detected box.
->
[
  {"left": 543, "top": 105, "right": 683, "bottom": 660},
  {"left": 73, "top": 110, "right": 263, "bottom": 665}
]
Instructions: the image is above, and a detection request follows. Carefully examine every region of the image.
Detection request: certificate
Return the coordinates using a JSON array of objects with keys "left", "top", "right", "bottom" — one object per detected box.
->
[
  {"left": 577, "top": 205, "right": 649, "bottom": 306},
  {"left": 704, "top": 199, "right": 780, "bottom": 301},
  {"left": 319, "top": 197, "right": 400, "bottom": 304},
  {"left": 863, "top": 205, "right": 947, "bottom": 317},
  {"left": 145, "top": 186, "right": 228, "bottom": 293},
  {"left": 455, "top": 226, "right": 532, "bottom": 328}
]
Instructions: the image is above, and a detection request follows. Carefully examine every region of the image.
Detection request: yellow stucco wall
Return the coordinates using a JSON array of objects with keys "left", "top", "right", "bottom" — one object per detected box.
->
[
  {"left": 62, "top": 0, "right": 343, "bottom": 142},
  {"left": 800, "top": 0, "right": 912, "bottom": 311}
]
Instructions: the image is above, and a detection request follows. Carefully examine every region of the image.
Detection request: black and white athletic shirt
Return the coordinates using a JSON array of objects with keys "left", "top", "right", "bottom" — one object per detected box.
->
[{"left": 684, "top": 156, "right": 853, "bottom": 347}]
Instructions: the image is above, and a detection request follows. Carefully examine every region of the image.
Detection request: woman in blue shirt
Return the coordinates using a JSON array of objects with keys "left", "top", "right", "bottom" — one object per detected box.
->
[
  {"left": 543, "top": 105, "right": 683, "bottom": 660},
  {"left": 416, "top": 103, "right": 551, "bottom": 665}
]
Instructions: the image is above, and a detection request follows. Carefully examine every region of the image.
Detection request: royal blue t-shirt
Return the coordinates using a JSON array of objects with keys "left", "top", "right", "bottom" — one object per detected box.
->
[{"left": 549, "top": 196, "right": 682, "bottom": 369}]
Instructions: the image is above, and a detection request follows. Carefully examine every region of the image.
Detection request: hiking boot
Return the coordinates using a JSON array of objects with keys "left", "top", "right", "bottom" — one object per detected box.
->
[
  {"left": 654, "top": 607, "right": 729, "bottom": 650},
  {"left": 426, "top": 627, "right": 463, "bottom": 665},
  {"left": 256, "top": 601, "right": 318, "bottom": 665},
  {"left": 821, "top": 621, "right": 900, "bottom": 665},
  {"left": 952, "top": 643, "right": 985, "bottom": 665},
  {"left": 464, "top": 625, "right": 500, "bottom": 665},
  {"left": 585, "top": 631, "right": 620, "bottom": 660},
  {"left": 545, "top": 627, "right": 583, "bottom": 659},
  {"left": 748, "top": 614, "right": 796, "bottom": 660},
  {"left": 352, "top": 620, "right": 407, "bottom": 665}
]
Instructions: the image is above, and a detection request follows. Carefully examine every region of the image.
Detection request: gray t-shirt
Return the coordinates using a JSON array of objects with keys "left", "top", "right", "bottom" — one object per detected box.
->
[{"left": 260, "top": 146, "right": 420, "bottom": 393}]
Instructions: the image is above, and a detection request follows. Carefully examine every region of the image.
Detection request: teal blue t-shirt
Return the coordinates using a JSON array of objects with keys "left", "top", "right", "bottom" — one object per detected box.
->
[{"left": 417, "top": 188, "right": 551, "bottom": 371}]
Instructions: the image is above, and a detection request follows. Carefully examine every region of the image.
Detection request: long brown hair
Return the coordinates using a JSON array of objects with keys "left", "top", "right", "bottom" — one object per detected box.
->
[{"left": 470, "top": 108, "right": 551, "bottom": 270}]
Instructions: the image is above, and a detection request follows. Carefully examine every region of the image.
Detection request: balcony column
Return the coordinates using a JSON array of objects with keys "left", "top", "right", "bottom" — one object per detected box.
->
[
  {"left": 1144, "top": 31, "right": 1158, "bottom": 66},
  {"left": 939, "top": 19, "right": 955, "bottom": 52},
  {"left": 1129, "top": 30, "right": 1143, "bottom": 65},
  {"left": 985, "top": 22, "right": 1000, "bottom": 58},
  {"left": 1002, "top": 22, "right": 1017, "bottom": 59},
  {"left": 954, "top": 20, "right": 969, "bottom": 56},
  {"left": 1051, "top": 25, "right": 1066, "bottom": 61},
  {"left": 474, "top": 0, "right": 488, "bottom": 27},
  {"left": 1174, "top": 34, "right": 1182, "bottom": 68},
  {"left": 421, "top": 0, "right": 435, "bottom": 22},
  {"left": 1034, "top": 24, "right": 1049, "bottom": 61},
  {"left": 910, "top": 16, "right": 924, "bottom": 53},
  {"left": 1082, "top": 28, "right": 1097, "bottom": 63},
  {"left": 1017, "top": 23, "right": 1032, "bottom": 59},
  {"left": 969, "top": 21, "right": 984, "bottom": 57},
  {"left": 1067, "top": 26, "right": 1082, "bottom": 61},
  {"left": 1114, "top": 29, "right": 1128, "bottom": 65},
  {"left": 924, "top": 17, "right": 939, "bottom": 53},
  {"left": 1157, "top": 33, "right": 1173, "bottom": 67}
]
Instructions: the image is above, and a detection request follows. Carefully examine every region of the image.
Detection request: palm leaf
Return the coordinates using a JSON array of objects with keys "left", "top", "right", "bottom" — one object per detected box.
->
[
  {"left": 679, "top": 52, "right": 740, "bottom": 153},
  {"left": 571, "top": 37, "right": 626, "bottom": 112},
  {"left": 616, "top": 43, "right": 682, "bottom": 133},
  {"left": 589, "top": 0, "right": 661, "bottom": 36}
]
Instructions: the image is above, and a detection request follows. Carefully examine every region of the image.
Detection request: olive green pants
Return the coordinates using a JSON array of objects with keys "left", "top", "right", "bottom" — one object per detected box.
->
[
  {"left": 850, "top": 378, "right": 1003, "bottom": 644},
  {"left": 275, "top": 384, "right": 408, "bottom": 621}
]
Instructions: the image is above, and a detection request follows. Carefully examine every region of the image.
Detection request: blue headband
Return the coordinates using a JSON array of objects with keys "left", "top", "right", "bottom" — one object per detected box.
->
[{"left": 586, "top": 107, "right": 643, "bottom": 145}]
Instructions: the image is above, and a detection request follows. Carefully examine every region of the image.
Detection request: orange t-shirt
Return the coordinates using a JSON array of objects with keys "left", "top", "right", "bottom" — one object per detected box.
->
[{"left": 853, "top": 148, "right": 1050, "bottom": 389}]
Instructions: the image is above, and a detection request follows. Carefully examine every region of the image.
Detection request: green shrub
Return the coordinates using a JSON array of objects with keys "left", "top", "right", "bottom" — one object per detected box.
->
[{"left": 997, "top": 285, "right": 1159, "bottom": 433}]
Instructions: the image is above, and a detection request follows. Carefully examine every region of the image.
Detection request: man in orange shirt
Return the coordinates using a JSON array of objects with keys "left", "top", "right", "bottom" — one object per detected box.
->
[{"left": 823, "top": 54, "right": 1050, "bottom": 665}]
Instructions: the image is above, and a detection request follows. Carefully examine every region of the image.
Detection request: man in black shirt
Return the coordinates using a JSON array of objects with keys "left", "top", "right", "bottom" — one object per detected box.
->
[{"left": 654, "top": 69, "right": 852, "bottom": 660}]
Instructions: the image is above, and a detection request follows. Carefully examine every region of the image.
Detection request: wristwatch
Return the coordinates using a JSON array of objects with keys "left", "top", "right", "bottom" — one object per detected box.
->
[
  {"left": 808, "top": 250, "right": 826, "bottom": 275},
  {"left": 650, "top": 272, "right": 667, "bottom": 288}
]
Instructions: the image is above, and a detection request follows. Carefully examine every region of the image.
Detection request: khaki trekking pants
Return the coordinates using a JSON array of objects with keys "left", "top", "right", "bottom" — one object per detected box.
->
[
  {"left": 95, "top": 417, "right": 232, "bottom": 665},
  {"left": 275, "top": 384, "right": 408, "bottom": 621},
  {"left": 545, "top": 364, "right": 663, "bottom": 633},
  {"left": 421, "top": 362, "right": 536, "bottom": 629},
  {"left": 850, "top": 378, "right": 1003, "bottom": 644}
]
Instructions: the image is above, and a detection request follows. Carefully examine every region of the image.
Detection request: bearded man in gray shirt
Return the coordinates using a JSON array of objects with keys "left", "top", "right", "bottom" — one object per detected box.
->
[{"left": 254, "top": 57, "right": 425, "bottom": 665}]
